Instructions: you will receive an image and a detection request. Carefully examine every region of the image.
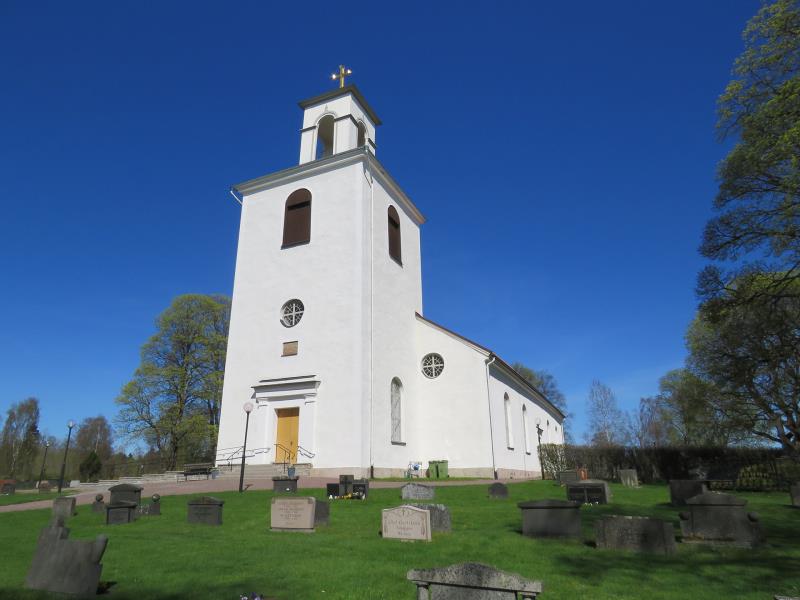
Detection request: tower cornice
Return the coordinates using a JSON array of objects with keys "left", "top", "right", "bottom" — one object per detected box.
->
[
  {"left": 232, "top": 147, "right": 425, "bottom": 225},
  {"left": 298, "top": 84, "right": 382, "bottom": 126}
]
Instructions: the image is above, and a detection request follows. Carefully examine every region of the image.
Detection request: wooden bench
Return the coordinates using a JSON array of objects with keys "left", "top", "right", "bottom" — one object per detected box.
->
[{"left": 179, "top": 463, "right": 214, "bottom": 481}]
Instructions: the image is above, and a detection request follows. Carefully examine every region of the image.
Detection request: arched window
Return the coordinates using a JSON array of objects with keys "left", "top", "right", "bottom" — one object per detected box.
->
[
  {"left": 282, "top": 189, "right": 311, "bottom": 248},
  {"left": 523, "top": 405, "right": 531, "bottom": 454},
  {"left": 357, "top": 121, "right": 367, "bottom": 148},
  {"left": 504, "top": 393, "right": 514, "bottom": 449},
  {"left": 315, "top": 115, "right": 335, "bottom": 159},
  {"left": 391, "top": 378, "right": 402, "bottom": 443},
  {"left": 388, "top": 205, "right": 402, "bottom": 264}
]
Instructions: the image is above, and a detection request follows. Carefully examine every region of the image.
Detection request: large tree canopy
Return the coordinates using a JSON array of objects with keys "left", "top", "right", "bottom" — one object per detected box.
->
[
  {"left": 115, "top": 294, "right": 230, "bottom": 470},
  {"left": 0, "top": 398, "right": 40, "bottom": 479},
  {"left": 699, "top": 0, "right": 800, "bottom": 303},
  {"left": 688, "top": 276, "right": 800, "bottom": 456}
]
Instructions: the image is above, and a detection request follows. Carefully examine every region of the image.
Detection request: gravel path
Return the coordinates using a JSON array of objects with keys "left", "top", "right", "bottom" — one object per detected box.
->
[{"left": 0, "top": 476, "right": 521, "bottom": 514}]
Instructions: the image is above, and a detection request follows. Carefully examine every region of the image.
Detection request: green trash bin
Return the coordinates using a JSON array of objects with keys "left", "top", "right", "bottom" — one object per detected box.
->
[{"left": 428, "top": 460, "right": 449, "bottom": 479}]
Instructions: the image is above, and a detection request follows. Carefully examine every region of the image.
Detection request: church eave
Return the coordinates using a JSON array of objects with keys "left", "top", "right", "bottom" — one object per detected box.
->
[
  {"left": 232, "top": 148, "right": 425, "bottom": 225},
  {"left": 415, "top": 313, "right": 565, "bottom": 421}
]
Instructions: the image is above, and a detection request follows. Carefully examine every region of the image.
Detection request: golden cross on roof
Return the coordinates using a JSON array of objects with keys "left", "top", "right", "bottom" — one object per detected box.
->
[{"left": 331, "top": 64, "right": 352, "bottom": 88}]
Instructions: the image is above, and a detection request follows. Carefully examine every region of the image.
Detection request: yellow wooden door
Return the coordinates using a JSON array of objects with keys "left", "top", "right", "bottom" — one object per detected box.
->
[{"left": 275, "top": 408, "right": 299, "bottom": 463}]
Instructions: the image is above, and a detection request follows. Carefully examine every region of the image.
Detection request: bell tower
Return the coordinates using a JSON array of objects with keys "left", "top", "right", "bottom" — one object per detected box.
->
[{"left": 297, "top": 76, "right": 381, "bottom": 165}]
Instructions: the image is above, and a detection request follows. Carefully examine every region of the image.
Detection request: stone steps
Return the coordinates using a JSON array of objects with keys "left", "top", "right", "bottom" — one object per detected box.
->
[{"left": 214, "top": 463, "right": 313, "bottom": 480}]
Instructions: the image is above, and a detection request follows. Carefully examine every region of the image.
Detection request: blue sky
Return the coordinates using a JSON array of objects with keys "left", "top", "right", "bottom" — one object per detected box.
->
[{"left": 1, "top": 1, "right": 759, "bottom": 445}]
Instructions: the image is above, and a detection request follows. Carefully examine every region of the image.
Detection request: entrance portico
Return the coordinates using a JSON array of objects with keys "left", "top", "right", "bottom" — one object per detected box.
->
[{"left": 251, "top": 375, "right": 320, "bottom": 465}]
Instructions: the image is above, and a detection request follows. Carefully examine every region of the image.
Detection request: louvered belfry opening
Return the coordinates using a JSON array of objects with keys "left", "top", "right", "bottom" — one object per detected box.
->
[
  {"left": 283, "top": 188, "right": 312, "bottom": 247},
  {"left": 388, "top": 205, "right": 402, "bottom": 264}
]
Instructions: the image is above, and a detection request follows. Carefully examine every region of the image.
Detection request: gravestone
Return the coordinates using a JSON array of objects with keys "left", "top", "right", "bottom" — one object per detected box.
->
[
  {"left": 109, "top": 483, "right": 143, "bottom": 506},
  {"left": 488, "top": 483, "right": 509, "bottom": 499},
  {"left": 414, "top": 504, "right": 451, "bottom": 532},
  {"left": 272, "top": 476, "right": 299, "bottom": 493},
  {"left": 353, "top": 478, "right": 369, "bottom": 499},
  {"left": 401, "top": 482, "right": 435, "bottom": 501},
  {"left": 619, "top": 469, "right": 639, "bottom": 488},
  {"left": 25, "top": 517, "right": 108, "bottom": 596},
  {"left": 271, "top": 496, "right": 316, "bottom": 532},
  {"left": 790, "top": 483, "right": 800, "bottom": 508},
  {"left": 138, "top": 494, "right": 161, "bottom": 517},
  {"left": 518, "top": 499, "right": 582, "bottom": 539},
  {"left": 314, "top": 499, "right": 329, "bottom": 527},
  {"left": 679, "top": 492, "right": 762, "bottom": 547},
  {"left": 106, "top": 501, "right": 137, "bottom": 525},
  {"left": 339, "top": 474, "right": 354, "bottom": 496},
  {"left": 91, "top": 494, "right": 105, "bottom": 514},
  {"left": 326, "top": 483, "right": 339, "bottom": 498},
  {"left": 39, "top": 481, "right": 52, "bottom": 494},
  {"left": 557, "top": 470, "right": 580, "bottom": 484},
  {"left": 407, "top": 563, "right": 543, "bottom": 599},
  {"left": 669, "top": 480, "right": 708, "bottom": 506},
  {"left": 565, "top": 480, "right": 612, "bottom": 504},
  {"left": 187, "top": 496, "right": 224, "bottom": 526},
  {"left": 594, "top": 515, "right": 676, "bottom": 555},
  {"left": 52, "top": 497, "right": 77, "bottom": 520},
  {"left": 0, "top": 479, "right": 15, "bottom": 495},
  {"left": 382, "top": 505, "right": 431, "bottom": 542}
]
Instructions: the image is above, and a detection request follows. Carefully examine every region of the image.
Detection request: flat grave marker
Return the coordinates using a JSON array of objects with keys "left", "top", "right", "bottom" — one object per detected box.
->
[
  {"left": 106, "top": 501, "right": 137, "bottom": 525},
  {"left": 407, "top": 563, "right": 542, "bottom": 599},
  {"left": 26, "top": 518, "right": 108, "bottom": 596},
  {"left": 52, "top": 497, "right": 76, "bottom": 520},
  {"left": 382, "top": 505, "right": 431, "bottom": 542},
  {"left": 518, "top": 499, "right": 582, "bottom": 539},
  {"left": 789, "top": 483, "right": 799, "bottom": 508},
  {"left": 187, "top": 496, "right": 224, "bottom": 526},
  {"left": 91, "top": 494, "right": 105, "bottom": 514},
  {"left": 413, "top": 503, "right": 451, "bottom": 532},
  {"left": 595, "top": 515, "right": 676, "bottom": 555},
  {"left": 669, "top": 480, "right": 708, "bottom": 506},
  {"left": 619, "top": 469, "right": 639, "bottom": 488},
  {"left": 401, "top": 482, "right": 435, "bottom": 501},
  {"left": 679, "top": 492, "right": 762, "bottom": 547},
  {"left": 565, "top": 480, "right": 612, "bottom": 504},
  {"left": 488, "top": 482, "right": 509, "bottom": 498},
  {"left": 271, "top": 496, "right": 316, "bottom": 532}
]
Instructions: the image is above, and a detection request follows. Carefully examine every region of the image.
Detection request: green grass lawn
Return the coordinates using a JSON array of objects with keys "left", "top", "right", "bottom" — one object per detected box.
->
[
  {"left": 0, "top": 490, "right": 76, "bottom": 507},
  {"left": 0, "top": 481, "right": 798, "bottom": 599}
]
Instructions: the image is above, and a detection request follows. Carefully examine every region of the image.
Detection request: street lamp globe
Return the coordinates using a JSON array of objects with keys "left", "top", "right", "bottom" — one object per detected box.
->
[
  {"left": 243, "top": 402, "right": 254, "bottom": 414},
  {"left": 67, "top": 420, "right": 75, "bottom": 429}
]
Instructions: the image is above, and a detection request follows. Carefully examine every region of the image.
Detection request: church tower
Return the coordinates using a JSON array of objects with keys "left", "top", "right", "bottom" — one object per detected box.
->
[{"left": 216, "top": 75, "right": 426, "bottom": 477}]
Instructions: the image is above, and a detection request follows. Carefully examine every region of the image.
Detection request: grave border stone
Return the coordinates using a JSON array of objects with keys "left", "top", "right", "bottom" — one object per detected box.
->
[
  {"left": 407, "top": 562, "right": 543, "bottom": 599},
  {"left": 594, "top": 515, "right": 677, "bottom": 555}
]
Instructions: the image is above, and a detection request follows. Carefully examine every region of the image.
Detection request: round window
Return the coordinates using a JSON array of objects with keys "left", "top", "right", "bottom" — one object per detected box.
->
[
  {"left": 421, "top": 353, "right": 444, "bottom": 379},
  {"left": 280, "top": 299, "right": 304, "bottom": 327}
]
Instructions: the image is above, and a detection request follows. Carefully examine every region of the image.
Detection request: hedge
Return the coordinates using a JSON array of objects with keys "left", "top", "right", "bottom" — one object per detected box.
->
[{"left": 539, "top": 444, "right": 799, "bottom": 491}]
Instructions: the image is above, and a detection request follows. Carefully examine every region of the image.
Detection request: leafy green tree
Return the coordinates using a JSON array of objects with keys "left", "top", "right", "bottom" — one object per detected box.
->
[
  {"left": 699, "top": 0, "right": 800, "bottom": 304},
  {"left": 75, "top": 416, "right": 114, "bottom": 464},
  {"left": 0, "top": 398, "right": 40, "bottom": 479},
  {"left": 115, "top": 294, "right": 231, "bottom": 470},
  {"left": 687, "top": 275, "right": 800, "bottom": 456},
  {"left": 78, "top": 450, "right": 102, "bottom": 482}
]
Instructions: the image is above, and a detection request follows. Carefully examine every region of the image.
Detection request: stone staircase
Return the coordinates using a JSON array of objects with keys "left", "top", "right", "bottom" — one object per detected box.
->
[{"left": 214, "top": 463, "right": 313, "bottom": 480}]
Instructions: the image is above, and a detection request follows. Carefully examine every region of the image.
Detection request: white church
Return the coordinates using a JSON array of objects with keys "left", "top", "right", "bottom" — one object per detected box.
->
[{"left": 215, "top": 77, "right": 565, "bottom": 479}]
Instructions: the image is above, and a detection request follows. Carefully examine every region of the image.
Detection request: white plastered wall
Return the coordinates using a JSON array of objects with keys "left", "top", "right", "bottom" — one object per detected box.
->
[{"left": 216, "top": 160, "right": 369, "bottom": 472}]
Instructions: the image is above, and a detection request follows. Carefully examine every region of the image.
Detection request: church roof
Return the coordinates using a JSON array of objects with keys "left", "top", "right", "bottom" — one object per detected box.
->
[
  {"left": 415, "top": 312, "right": 566, "bottom": 420},
  {"left": 298, "top": 84, "right": 382, "bottom": 126}
]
